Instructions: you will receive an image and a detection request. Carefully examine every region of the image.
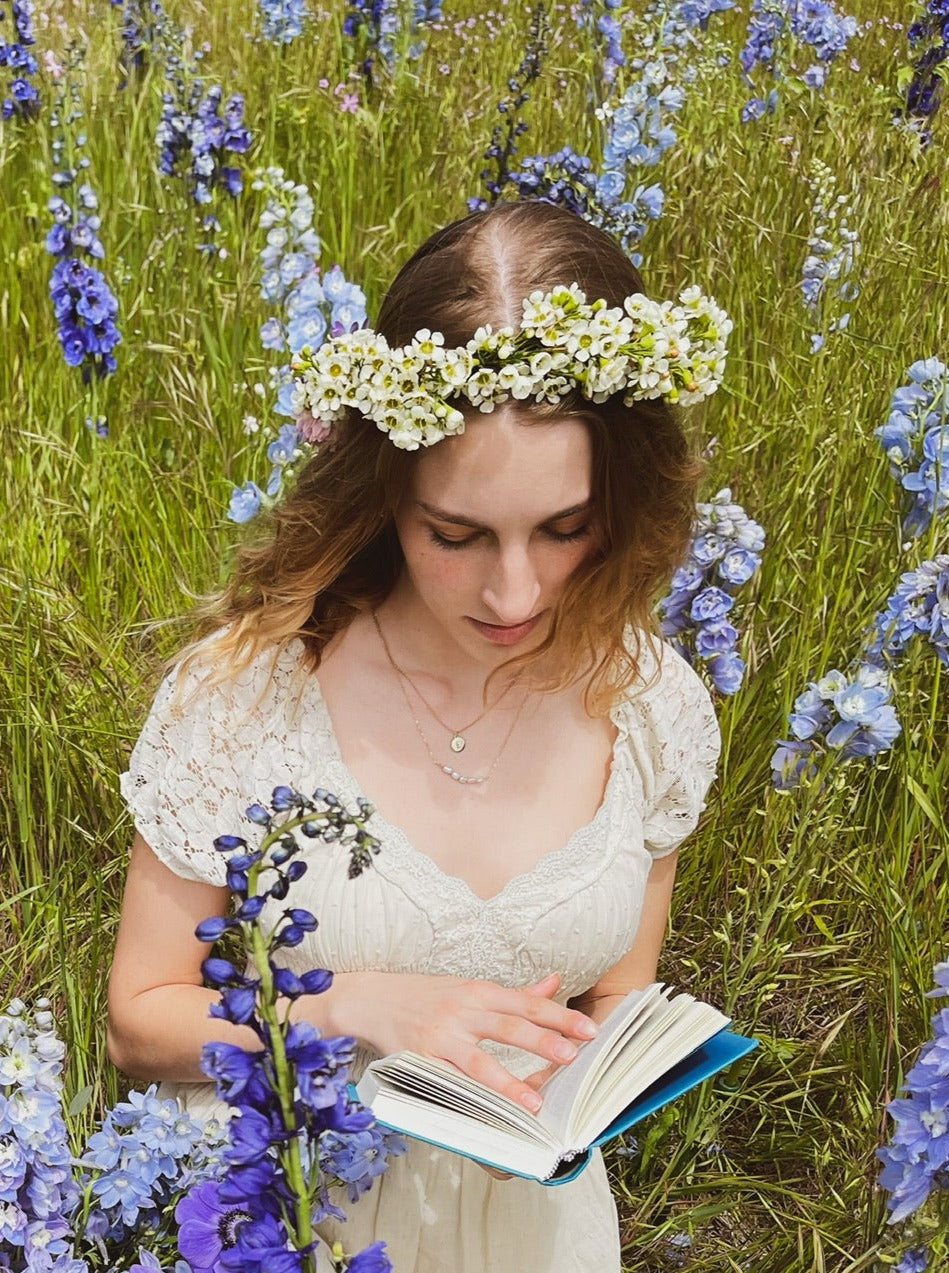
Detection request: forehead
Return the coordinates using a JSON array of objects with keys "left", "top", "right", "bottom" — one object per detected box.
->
[{"left": 409, "top": 410, "right": 593, "bottom": 520}]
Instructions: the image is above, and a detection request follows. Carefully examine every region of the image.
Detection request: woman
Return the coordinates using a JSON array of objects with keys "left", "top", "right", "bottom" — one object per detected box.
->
[{"left": 109, "top": 200, "right": 724, "bottom": 1271}]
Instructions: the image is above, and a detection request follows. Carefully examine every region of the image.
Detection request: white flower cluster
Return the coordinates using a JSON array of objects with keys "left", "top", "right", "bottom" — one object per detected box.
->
[{"left": 290, "top": 283, "right": 732, "bottom": 450}]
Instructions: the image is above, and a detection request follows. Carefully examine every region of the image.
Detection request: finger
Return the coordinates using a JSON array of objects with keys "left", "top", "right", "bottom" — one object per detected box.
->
[
  {"left": 455, "top": 1042, "right": 547, "bottom": 1113},
  {"left": 509, "top": 989, "right": 599, "bottom": 1043}
]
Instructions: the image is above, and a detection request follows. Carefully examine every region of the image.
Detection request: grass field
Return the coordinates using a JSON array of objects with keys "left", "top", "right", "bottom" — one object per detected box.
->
[{"left": 1, "top": 1, "right": 947, "bottom": 1268}]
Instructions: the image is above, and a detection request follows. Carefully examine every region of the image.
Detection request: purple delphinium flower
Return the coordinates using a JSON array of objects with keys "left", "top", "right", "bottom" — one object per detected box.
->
[
  {"left": 873, "top": 359, "right": 949, "bottom": 539},
  {"left": 899, "top": 0, "right": 949, "bottom": 144},
  {"left": 45, "top": 59, "right": 121, "bottom": 384},
  {"left": 740, "top": 0, "right": 858, "bottom": 121},
  {"left": 468, "top": 3, "right": 551, "bottom": 211},
  {"left": 111, "top": 0, "right": 167, "bottom": 80},
  {"left": 659, "top": 488, "right": 765, "bottom": 695},
  {"left": 0, "top": 0, "right": 41, "bottom": 120},
  {"left": 191, "top": 787, "right": 398, "bottom": 1268}
]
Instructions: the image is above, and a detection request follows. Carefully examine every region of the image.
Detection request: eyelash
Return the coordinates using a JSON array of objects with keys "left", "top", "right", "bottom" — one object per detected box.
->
[{"left": 427, "top": 526, "right": 592, "bottom": 551}]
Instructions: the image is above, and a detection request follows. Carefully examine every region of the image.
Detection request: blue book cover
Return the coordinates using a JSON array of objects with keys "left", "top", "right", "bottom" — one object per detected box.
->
[{"left": 348, "top": 1026, "right": 757, "bottom": 1186}]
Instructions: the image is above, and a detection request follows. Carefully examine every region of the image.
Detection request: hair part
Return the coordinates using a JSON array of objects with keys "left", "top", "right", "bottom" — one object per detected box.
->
[{"left": 169, "top": 202, "right": 704, "bottom": 715}]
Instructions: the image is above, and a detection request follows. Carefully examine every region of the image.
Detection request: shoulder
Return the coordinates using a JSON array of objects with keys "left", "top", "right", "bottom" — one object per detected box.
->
[
  {"left": 162, "top": 627, "right": 310, "bottom": 725},
  {"left": 619, "top": 631, "right": 719, "bottom": 748}
]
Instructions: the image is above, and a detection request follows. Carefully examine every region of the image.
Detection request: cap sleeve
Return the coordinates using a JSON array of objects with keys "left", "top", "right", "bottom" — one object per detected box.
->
[
  {"left": 118, "top": 638, "right": 286, "bottom": 886},
  {"left": 625, "top": 642, "right": 721, "bottom": 859}
]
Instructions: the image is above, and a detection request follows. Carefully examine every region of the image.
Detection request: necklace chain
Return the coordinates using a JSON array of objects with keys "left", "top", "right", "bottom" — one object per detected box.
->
[
  {"left": 372, "top": 610, "right": 529, "bottom": 784},
  {"left": 371, "top": 610, "right": 516, "bottom": 753}
]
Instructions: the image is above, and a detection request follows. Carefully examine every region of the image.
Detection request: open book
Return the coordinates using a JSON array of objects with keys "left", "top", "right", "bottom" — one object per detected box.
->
[{"left": 353, "top": 983, "right": 756, "bottom": 1185}]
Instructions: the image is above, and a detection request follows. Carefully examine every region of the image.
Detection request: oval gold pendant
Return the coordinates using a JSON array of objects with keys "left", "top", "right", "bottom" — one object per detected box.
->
[{"left": 450, "top": 734, "right": 466, "bottom": 753}]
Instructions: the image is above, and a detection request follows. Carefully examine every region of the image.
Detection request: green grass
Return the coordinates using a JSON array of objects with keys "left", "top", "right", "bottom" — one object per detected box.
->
[{"left": 1, "top": 1, "right": 947, "bottom": 1268}]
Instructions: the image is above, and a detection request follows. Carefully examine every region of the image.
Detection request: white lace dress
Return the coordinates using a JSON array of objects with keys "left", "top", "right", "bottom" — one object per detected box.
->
[{"left": 119, "top": 634, "right": 719, "bottom": 1273}]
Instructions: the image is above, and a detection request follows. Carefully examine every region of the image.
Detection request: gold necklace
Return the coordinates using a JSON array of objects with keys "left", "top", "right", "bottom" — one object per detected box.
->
[
  {"left": 371, "top": 610, "right": 516, "bottom": 754},
  {"left": 372, "top": 610, "right": 529, "bottom": 784}
]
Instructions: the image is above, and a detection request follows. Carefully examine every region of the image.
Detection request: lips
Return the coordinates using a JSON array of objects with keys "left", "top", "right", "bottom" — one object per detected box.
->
[{"left": 467, "top": 614, "right": 543, "bottom": 646}]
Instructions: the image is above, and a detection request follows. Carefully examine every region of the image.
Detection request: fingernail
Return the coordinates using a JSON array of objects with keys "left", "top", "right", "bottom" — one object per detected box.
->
[
  {"left": 578, "top": 1020, "right": 597, "bottom": 1038},
  {"left": 554, "top": 1041, "right": 577, "bottom": 1061},
  {"left": 522, "top": 1092, "right": 542, "bottom": 1112}
]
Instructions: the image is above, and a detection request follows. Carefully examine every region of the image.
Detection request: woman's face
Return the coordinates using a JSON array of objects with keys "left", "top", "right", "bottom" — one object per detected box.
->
[{"left": 392, "top": 406, "right": 598, "bottom": 665}]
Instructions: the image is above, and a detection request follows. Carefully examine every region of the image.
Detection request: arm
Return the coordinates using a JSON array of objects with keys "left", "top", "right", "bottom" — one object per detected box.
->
[{"left": 107, "top": 832, "right": 359, "bottom": 1080}]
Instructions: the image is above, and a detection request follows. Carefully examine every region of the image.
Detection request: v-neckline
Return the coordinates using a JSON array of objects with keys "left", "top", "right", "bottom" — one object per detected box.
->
[{"left": 302, "top": 671, "right": 628, "bottom": 907}]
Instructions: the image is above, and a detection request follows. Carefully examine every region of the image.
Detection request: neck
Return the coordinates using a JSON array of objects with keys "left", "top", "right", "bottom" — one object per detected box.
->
[{"left": 375, "top": 580, "right": 524, "bottom": 699}]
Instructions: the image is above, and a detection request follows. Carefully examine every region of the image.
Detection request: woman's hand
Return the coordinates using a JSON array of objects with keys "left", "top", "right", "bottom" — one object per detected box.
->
[{"left": 342, "top": 969, "right": 597, "bottom": 1115}]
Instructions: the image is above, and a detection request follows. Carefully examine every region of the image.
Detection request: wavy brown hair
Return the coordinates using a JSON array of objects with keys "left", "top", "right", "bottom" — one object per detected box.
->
[{"left": 170, "top": 200, "right": 704, "bottom": 714}]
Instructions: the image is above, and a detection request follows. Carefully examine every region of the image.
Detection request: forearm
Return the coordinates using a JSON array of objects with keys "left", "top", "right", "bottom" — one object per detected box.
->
[{"left": 107, "top": 971, "right": 374, "bottom": 1083}]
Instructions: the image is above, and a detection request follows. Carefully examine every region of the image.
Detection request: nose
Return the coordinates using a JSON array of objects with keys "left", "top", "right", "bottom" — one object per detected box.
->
[{"left": 481, "top": 544, "right": 542, "bottom": 625}]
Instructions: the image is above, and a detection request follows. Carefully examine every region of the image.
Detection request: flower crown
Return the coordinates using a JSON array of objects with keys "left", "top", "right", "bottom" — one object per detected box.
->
[{"left": 289, "top": 282, "right": 732, "bottom": 451}]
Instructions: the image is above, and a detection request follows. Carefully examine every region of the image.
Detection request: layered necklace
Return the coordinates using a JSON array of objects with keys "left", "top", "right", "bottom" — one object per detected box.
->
[{"left": 372, "top": 610, "right": 530, "bottom": 785}]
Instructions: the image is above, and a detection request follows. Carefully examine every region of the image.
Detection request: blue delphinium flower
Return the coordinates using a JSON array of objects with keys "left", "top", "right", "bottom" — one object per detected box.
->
[
  {"left": 878, "top": 962, "right": 949, "bottom": 1226},
  {"left": 228, "top": 167, "right": 368, "bottom": 521},
  {"left": 0, "top": 0, "right": 40, "bottom": 120},
  {"left": 186, "top": 785, "right": 402, "bottom": 1269},
  {"left": 576, "top": 0, "right": 627, "bottom": 90},
  {"left": 660, "top": 489, "right": 765, "bottom": 695},
  {"left": 258, "top": 0, "right": 308, "bottom": 43},
  {"left": 896, "top": 1249, "right": 930, "bottom": 1273},
  {"left": 801, "top": 159, "right": 860, "bottom": 354},
  {"left": 468, "top": 4, "right": 551, "bottom": 213},
  {"left": 343, "top": 0, "right": 440, "bottom": 85},
  {"left": 110, "top": 0, "right": 167, "bottom": 79},
  {"left": 740, "top": 0, "right": 858, "bottom": 121},
  {"left": 45, "top": 59, "right": 122, "bottom": 384},
  {"left": 771, "top": 663, "right": 901, "bottom": 789},
  {"left": 79, "top": 1086, "right": 226, "bottom": 1244},
  {"left": 869, "top": 556, "right": 949, "bottom": 669},
  {"left": 0, "top": 997, "right": 82, "bottom": 1269},
  {"left": 157, "top": 78, "right": 253, "bottom": 207},
  {"left": 874, "top": 359, "right": 949, "bottom": 539}
]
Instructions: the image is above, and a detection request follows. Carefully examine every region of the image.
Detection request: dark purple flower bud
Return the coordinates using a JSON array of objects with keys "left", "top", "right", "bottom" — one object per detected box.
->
[
  {"left": 271, "top": 785, "right": 297, "bottom": 811},
  {"left": 269, "top": 843, "right": 295, "bottom": 865},
  {"left": 286, "top": 908, "right": 317, "bottom": 930},
  {"left": 301, "top": 968, "right": 333, "bottom": 994},
  {"left": 273, "top": 967, "right": 304, "bottom": 999},
  {"left": 286, "top": 861, "right": 307, "bottom": 883},
  {"left": 203, "top": 956, "right": 240, "bottom": 985},
  {"left": 245, "top": 803, "right": 271, "bottom": 825},
  {"left": 237, "top": 896, "right": 265, "bottom": 921},
  {"left": 214, "top": 834, "right": 248, "bottom": 852},
  {"left": 195, "top": 915, "right": 235, "bottom": 942},
  {"left": 273, "top": 923, "right": 305, "bottom": 948},
  {"left": 268, "top": 875, "right": 290, "bottom": 901}
]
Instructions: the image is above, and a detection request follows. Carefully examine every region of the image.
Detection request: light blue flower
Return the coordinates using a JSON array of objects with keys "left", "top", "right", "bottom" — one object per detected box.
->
[{"left": 228, "top": 482, "right": 264, "bottom": 523}]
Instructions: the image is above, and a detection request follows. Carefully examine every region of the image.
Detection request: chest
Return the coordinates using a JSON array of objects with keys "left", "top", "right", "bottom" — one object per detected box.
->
[{"left": 312, "top": 669, "right": 619, "bottom": 904}]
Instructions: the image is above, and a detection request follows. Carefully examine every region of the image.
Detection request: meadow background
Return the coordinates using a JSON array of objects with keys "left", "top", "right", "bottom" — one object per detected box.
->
[{"left": 1, "top": 0, "right": 947, "bottom": 1269}]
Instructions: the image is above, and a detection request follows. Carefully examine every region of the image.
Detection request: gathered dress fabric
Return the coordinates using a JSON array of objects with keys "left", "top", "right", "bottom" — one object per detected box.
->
[{"left": 119, "top": 632, "right": 720, "bottom": 1273}]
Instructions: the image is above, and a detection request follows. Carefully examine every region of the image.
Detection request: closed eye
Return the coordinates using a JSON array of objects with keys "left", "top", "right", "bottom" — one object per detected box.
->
[{"left": 426, "top": 525, "right": 592, "bottom": 551}]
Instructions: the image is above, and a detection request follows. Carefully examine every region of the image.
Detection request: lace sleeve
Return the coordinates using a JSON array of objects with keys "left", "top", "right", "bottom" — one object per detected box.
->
[
  {"left": 630, "top": 645, "right": 721, "bottom": 859},
  {"left": 118, "top": 644, "right": 284, "bottom": 886}
]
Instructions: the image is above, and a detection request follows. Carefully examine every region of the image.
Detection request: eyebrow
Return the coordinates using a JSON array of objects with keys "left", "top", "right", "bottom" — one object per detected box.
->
[{"left": 416, "top": 499, "right": 593, "bottom": 530}]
